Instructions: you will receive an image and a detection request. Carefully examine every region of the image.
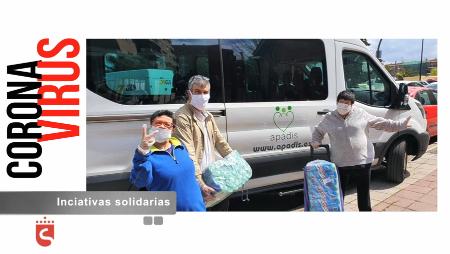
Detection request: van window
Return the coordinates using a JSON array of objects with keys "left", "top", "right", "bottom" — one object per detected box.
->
[
  {"left": 221, "top": 39, "right": 328, "bottom": 102},
  {"left": 87, "top": 39, "right": 223, "bottom": 105},
  {"left": 343, "top": 51, "right": 392, "bottom": 107}
]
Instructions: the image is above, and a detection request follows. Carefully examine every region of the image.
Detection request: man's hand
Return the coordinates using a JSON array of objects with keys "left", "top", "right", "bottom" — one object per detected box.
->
[
  {"left": 201, "top": 184, "right": 216, "bottom": 202},
  {"left": 140, "top": 124, "right": 158, "bottom": 151}
]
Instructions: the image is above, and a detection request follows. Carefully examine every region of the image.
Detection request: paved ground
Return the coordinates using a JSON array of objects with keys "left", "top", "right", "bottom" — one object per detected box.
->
[{"left": 298, "top": 141, "right": 437, "bottom": 212}]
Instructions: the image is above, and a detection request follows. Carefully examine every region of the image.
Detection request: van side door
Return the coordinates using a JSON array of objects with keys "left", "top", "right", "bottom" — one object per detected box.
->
[
  {"left": 334, "top": 41, "right": 405, "bottom": 161},
  {"left": 221, "top": 39, "right": 336, "bottom": 189}
]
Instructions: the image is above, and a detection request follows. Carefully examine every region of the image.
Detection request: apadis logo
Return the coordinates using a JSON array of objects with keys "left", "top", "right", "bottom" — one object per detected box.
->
[
  {"left": 35, "top": 216, "right": 54, "bottom": 247},
  {"left": 273, "top": 106, "right": 294, "bottom": 133}
]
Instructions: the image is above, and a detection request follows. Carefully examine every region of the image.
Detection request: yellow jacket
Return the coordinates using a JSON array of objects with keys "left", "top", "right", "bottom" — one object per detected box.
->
[{"left": 174, "top": 104, "right": 232, "bottom": 187}]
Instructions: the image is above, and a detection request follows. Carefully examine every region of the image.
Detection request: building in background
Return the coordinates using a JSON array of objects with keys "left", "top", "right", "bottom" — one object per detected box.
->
[{"left": 384, "top": 58, "right": 437, "bottom": 80}]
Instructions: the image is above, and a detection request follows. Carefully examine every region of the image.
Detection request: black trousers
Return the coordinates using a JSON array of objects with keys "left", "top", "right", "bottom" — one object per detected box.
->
[{"left": 338, "top": 163, "right": 372, "bottom": 211}]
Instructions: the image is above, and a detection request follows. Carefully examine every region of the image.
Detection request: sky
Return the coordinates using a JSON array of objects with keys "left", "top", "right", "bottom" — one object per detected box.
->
[{"left": 367, "top": 39, "right": 437, "bottom": 64}]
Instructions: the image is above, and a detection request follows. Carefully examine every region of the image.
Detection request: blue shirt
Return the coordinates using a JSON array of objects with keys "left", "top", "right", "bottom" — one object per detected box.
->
[{"left": 130, "top": 137, "right": 206, "bottom": 211}]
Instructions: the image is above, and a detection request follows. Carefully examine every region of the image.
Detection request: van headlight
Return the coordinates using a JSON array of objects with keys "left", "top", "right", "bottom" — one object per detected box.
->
[{"left": 415, "top": 101, "right": 426, "bottom": 119}]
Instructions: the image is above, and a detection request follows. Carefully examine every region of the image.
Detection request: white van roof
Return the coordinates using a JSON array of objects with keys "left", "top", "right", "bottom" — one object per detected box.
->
[{"left": 335, "top": 39, "right": 368, "bottom": 48}]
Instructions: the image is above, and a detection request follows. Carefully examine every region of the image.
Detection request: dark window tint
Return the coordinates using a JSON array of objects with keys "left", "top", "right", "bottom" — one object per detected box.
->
[
  {"left": 87, "top": 39, "right": 222, "bottom": 105},
  {"left": 343, "top": 51, "right": 392, "bottom": 107},
  {"left": 221, "top": 39, "right": 328, "bottom": 102}
]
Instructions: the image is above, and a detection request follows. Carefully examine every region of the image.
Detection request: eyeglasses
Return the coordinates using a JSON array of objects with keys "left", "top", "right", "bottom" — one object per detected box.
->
[{"left": 152, "top": 121, "right": 174, "bottom": 128}]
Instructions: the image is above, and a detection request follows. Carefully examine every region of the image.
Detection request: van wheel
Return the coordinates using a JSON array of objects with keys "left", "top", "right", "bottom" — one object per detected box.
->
[{"left": 386, "top": 140, "right": 407, "bottom": 183}]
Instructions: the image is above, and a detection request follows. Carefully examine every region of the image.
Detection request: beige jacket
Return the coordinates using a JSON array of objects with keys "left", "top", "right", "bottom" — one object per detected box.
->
[{"left": 174, "top": 104, "right": 232, "bottom": 187}]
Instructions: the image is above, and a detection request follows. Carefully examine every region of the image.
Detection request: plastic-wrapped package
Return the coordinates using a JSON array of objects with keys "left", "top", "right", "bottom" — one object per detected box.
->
[
  {"left": 202, "top": 150, "right": 252, "bottom": 207},
  {"left": 303, "top": 160, "right": 344, "bottom": 211}
]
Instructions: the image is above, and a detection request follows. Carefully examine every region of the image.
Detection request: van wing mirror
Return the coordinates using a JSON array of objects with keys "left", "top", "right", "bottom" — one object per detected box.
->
[{"left": 399, "top": 83, "right": 409, "bottom": 106}]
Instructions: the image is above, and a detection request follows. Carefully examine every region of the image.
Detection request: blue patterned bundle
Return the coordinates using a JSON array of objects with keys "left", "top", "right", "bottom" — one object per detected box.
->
[
  {"left": 304, "top": 160, "right": 344, "bottom": 212},
  {"left": 202, "top": 150, "right": 252, "bottom": 193}
]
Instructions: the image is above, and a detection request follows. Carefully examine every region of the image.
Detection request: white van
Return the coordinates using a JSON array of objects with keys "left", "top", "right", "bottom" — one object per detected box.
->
[{"left": 86, "top": 39, "right": 429, "bottom": 201}]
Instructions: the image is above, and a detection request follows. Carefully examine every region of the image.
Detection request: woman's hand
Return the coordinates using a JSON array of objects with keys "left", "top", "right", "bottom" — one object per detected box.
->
[
  {"left": 311, "top": 141, "right": 321, "bottom": 149},
  {"left": 404, "top": 116, "right": 412, "bottom": 128}
]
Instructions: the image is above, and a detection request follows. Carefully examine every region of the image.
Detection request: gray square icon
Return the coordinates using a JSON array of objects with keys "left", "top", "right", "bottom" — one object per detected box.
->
[
  {"left": 154, "top": 216, "right": 163, "bottom": 225},
  {"left": 143, "top": 216, "right": 153, "bottom": 225}
]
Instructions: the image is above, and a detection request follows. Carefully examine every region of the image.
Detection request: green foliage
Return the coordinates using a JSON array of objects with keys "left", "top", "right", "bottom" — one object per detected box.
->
[
  {"left": 396, "top": 71, "right": 408, "bottom": 80},
  {"left": 430, "top": 67, "right": 437, "bottom": 76}
]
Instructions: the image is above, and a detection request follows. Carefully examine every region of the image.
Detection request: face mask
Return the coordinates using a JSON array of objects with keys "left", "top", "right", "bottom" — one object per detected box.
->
[
  {"left": 189, "top": 91, "right": 210, "bottom": 111},
  {"left": 150, "top": 127, "right": 172, "bottom": 143},
  {"left": 337, "top": 102, "right": 352, "bottom": 115}
]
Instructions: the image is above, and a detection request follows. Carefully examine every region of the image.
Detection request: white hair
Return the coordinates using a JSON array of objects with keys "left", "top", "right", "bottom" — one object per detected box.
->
[{"left": 188, "top": 75, "right": 210, "bottom": 90}]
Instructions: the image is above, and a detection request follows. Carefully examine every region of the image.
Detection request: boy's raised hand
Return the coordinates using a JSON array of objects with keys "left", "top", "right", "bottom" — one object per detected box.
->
[{"left": 139, "top": 124, "right": 158, "bottom": 151}]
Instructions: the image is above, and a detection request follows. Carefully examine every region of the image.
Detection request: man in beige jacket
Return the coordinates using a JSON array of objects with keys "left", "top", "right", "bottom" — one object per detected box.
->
[{"left": 174, "top": 75, "right": 233, "bottom": 211}]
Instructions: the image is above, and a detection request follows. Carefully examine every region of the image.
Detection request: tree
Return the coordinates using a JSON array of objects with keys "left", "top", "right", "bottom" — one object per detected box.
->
[
  {"left": 396, "top": 70, "right": 410, "bottom": 80},
  {"left": 430, "top": 67, "right": 437, "bottom": 76},
  {"left": 385, "top": 65, "right": 394, "bottom": 74}
]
